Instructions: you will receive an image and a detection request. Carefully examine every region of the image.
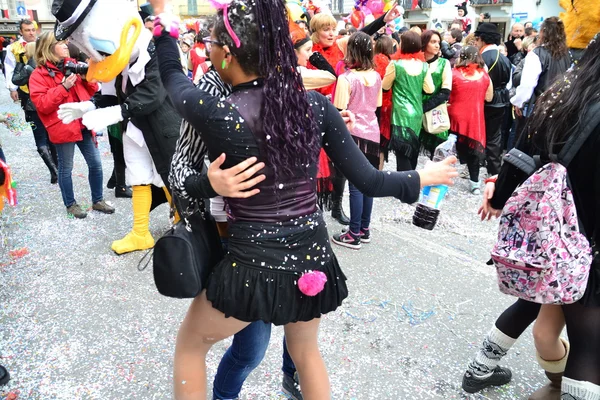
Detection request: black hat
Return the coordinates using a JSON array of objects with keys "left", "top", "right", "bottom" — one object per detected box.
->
[
  {"left": 52, "top": 0, "right": 97, "bottom": 40},
  {"left": 139, "top": 3, "right": 153, "bottom": 21},
  {"left": 455, "top": 1, "right": 467, "bottom": 16},
  {"left": 474, "top": 22, "right": 499, "bottom": 36}
]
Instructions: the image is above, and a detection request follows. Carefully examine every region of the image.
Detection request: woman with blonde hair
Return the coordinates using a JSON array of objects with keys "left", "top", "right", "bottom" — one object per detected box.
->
[{"left": 28, "top": 32, "right": 113, "bottom": 218}]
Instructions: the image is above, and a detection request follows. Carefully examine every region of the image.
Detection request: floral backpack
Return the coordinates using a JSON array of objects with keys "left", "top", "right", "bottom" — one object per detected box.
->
[{"left": 491, "top": 104, "right": 600, "bottom": 304}]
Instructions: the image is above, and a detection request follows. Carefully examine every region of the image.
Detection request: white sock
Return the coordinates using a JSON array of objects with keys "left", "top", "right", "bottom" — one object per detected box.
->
[
  {"left": 562, "top": 378, "right": 600, "bottom": 400},
  {"left": 467, "top": 325, "right": 517, "bottom": 378}
]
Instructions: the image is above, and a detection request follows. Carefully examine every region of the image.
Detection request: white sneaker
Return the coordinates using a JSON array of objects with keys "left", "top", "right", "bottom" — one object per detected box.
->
[{"left": 470, "top": 180, "right": 481, "bottom": 195}]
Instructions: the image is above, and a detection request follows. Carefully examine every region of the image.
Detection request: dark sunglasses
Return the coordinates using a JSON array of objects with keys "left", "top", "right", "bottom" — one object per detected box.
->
[{"left": 203, "top": 36, "right": 224, "bottom": 51}]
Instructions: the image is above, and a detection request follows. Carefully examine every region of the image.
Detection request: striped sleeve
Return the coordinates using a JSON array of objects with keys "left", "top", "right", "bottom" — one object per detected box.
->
[{"left": 168, "top": 69, "right": 232, "bottom": 205}]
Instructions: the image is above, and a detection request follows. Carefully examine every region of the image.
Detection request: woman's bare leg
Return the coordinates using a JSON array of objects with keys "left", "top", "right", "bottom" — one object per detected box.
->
[
  {"left": 533, "top": 304, "right": 567, "bottom": 361},
  {"left": 173, "top": 290, "right": 249, "bottom": 400},
  {"left": 284, "top": 319, "right": 330, "bottom": 400}
]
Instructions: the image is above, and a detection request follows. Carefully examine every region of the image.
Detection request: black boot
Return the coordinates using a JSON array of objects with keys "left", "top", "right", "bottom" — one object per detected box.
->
[
  {"left": 114, "top": 162, "right": 132, "bottom": 198},
  {"left": 331, "top": 175, "right": 349, "bottom": 225},
  {"left": 107, "top": 168, "right": 116, "bottom": 189},
  {"left": 38, "top": 146, "right": 58, "bottom": 184}
]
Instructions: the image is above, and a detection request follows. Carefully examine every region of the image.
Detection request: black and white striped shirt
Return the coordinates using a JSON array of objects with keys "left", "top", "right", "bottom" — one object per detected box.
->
[{"left": 168, "top": 69, "right": 232, "bottom": 207}]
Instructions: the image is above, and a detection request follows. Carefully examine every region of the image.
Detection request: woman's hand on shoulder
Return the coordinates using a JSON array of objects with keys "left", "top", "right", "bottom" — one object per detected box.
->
[
  {"left": 208, "top": 153, "right": 266, "bottom": 198},
  {"left": 417, "top": 156, "right": 458, "bottom": 188}
]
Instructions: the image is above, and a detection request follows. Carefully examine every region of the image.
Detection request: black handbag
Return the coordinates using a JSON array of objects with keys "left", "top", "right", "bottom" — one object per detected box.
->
[
  {"left": 139, "top": 197, "right": 224, "bottom": 299},
  {"left": 11, "top": 55, "right": 34, "bottom": 87}
]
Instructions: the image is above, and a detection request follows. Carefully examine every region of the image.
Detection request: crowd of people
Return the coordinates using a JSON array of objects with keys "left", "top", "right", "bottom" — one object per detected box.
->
[{"left": 0, "top": 0, "right": 599, "bottom": 399}]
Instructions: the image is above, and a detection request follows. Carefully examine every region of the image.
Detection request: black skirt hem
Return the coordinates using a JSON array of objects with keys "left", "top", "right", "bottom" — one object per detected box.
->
[{"left": 205, "top": 255, "right": 348, "bottom": 326}]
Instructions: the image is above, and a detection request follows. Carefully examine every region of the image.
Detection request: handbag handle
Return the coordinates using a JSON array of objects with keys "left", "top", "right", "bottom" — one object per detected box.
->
[{"left": 138, "top": 248, "right": 153, "bottom": 271}]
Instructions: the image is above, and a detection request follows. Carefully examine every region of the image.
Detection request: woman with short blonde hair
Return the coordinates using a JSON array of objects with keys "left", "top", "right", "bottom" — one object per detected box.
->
[
  {"left": 309, "top": 13, "right": 336, "bottom": 44},
  {"left": 34, "top": 31, "right": 61, "bottom": 66},
  {"left": 29, "top": 31, "right": 114, "bottom": 219}
]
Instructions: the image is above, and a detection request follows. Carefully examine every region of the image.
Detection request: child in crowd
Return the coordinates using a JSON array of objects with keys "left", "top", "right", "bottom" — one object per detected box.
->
[{"left": 332, "top": 31, "right": 382, "bottom": 249}]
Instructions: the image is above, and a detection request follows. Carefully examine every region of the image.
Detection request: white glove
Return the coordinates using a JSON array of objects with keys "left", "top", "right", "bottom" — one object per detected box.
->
[
  {"left": 57, "top": 101, "right": 96, "bottom": 124},
  {"left": 81, "top": 105, "right": 124, "bottom": 132}
]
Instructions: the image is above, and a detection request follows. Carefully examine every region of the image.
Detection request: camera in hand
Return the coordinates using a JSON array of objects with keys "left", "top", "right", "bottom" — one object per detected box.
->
[{"left": 63, "top": 61, "right": 89, "bottom": 77}]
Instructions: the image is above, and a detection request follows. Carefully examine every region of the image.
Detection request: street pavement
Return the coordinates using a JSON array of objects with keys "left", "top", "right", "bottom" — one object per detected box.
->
[{"left": 0, "top": 82, "right": 552, "bottom": 400}]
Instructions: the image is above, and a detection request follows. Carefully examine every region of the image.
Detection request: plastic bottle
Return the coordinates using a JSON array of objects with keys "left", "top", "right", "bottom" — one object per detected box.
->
[{"left": 412, "top": 134, "right": 457, "bottom": 230}]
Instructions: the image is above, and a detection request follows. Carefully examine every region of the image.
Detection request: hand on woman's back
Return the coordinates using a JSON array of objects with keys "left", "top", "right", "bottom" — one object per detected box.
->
[{"left": 207, "top": 153, "right": 266, "bottom": 198}]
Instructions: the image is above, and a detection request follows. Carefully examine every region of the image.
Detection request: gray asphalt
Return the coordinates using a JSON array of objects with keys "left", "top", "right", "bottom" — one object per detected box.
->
[{"left": 0, "top": 81, "right": 551, "bottom": 400}]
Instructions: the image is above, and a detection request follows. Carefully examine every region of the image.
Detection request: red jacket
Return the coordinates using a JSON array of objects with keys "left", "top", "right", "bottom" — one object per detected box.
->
[{"left": 29, "top": 59, "right": 99, "bottom": 144}]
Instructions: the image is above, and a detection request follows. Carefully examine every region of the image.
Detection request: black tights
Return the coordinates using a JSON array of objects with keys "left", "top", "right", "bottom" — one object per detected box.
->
[
  {"left": 457, "top": 143, "right": 481, "bottom": 182},
  {"left": 396, "top": 153, "right": 417, "bottom": 172},
  {"left": 495, "top": 299, "right": 600, "bottom": 384},
  {"left": 562, "top": 302, "right": 600, "bottom": 384},
  {"left": 495, "top": 299, "right": 541, "bottom": 339}
]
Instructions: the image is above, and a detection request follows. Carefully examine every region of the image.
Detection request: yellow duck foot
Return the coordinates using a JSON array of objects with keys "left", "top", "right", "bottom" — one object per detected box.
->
[{"left": 111, "top": 231, "right": 155, "bottom": 255}]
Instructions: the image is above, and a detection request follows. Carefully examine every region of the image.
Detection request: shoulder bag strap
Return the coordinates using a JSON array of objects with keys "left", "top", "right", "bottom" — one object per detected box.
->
[{"left": 488, "top": 49, "right": 500, "bottom": 73}]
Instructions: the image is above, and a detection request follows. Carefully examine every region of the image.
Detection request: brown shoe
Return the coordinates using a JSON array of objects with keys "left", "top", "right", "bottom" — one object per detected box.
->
[
  {"left": 528, "top": 371, "right": 562, "bottom": 400},
  {"left": 92, "top": 200, "right": 115, "bottom": 214},
  {"left": 67, "top": 203, "right": 87, "bottom": 219}
]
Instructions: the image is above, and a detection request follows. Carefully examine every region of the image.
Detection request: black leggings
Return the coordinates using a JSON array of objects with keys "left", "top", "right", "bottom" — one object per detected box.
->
[
  {"left": 457, "top": 141, "right": 481, "bottom": 182},
  {"left": 562, "top": 302, "right": 600, "bottom": 384},
  {"left": 495, "top": 298, "right": 541, "bottom": 339},
  {"left": 396, "top": 153, "right": 416, "bottom": 172},
  {"left": 460, "top": 152, "right": 480, "bottom": 182}
]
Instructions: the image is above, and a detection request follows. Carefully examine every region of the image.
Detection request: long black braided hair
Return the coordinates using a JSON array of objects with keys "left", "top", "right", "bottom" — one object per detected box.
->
[{"left": 213, "top": 0, "right": 321, "bottom": 180}]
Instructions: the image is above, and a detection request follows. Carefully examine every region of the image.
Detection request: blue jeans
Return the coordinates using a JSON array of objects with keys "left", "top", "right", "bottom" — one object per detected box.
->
[
  {"left": 54, "top": 131, "right": 103, "bottom": 207},
  {"left": 349, "top": 182, "right": 373, "bottom": 234},
  {"left": 212, "top": 321, "right": 297, "bottom": 400}
]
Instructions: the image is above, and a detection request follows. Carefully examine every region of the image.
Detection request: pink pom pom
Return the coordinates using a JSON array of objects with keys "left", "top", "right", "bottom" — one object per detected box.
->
[{"left": 298, "top": 270, "right": 328, "bottom": 296}]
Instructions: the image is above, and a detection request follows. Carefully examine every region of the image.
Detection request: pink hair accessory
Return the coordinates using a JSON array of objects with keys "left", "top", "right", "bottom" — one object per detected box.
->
[
  {"left": 208, "top": 0, "right": 241, "bottom": 48},
  {"left": 298, "top": 270, "right": 327, "bottom": 296}
]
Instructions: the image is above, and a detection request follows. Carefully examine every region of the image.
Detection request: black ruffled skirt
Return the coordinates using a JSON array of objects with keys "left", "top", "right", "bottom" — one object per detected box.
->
[{"left": 205, "top": 211, "right": 348, "bottom": 325}]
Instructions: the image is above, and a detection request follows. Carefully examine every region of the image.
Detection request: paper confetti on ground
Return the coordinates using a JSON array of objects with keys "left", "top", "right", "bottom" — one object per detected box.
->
[
  {"left": 3, "top": 113, "right": 31, "bottom": 136},
  {"left": 8, "top": 247, "right": 28, "bottom": 259}
]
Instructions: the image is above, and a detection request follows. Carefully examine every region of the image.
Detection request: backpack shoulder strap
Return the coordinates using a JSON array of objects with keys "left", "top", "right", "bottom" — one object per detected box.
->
[
  {"left": 503, "top": 148, "right": 540, "bottom": 176},
  {"left": 559, "top": 102, "right": 600, "bottom": 167}
]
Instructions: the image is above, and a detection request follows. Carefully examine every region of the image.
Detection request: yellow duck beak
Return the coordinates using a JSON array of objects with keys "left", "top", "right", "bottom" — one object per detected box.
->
[{"left": 86, "top": 17, "right": 142, "bottom": 83}]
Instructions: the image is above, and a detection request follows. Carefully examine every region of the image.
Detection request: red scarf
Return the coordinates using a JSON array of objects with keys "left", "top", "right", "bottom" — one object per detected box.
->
[
  {"left": 457, "top": 64, "right": 483, "bottom": 77},
  {"left": 374, "top": 53, "right": 393, "bottom": 142},
  {"left": 391, "top": 49, "right": 426, "bottom": 62},
  {"left": 311, "top": 40, "right": 344, "bottom": 70},
  {"left": 309, "top": 40, "right": 344, "bottom": 97}
]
